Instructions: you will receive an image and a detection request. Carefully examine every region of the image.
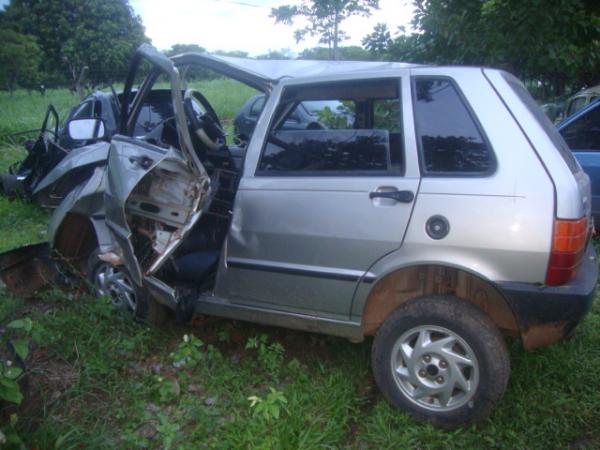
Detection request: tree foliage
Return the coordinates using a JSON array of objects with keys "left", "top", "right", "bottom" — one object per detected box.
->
[
  {"left": 256, "top": 49, "right": 294, "bottom": 60},
  {"left": 299, "top": 45, "right": 370, "bottom": 60},
  {"left": 0, "top": 30, "right": 42, "bottom": 92},
  {"left": 0, "top": 0, "right": 147, "bottom": 89},
  {"left": 409, "top": 0, "right": 600, "bottom": 96},
  {"left": 361, "top": 23, "right": 391, "bottom": 58},
  {"left": 165, "top": 43, "right": 207, "bottom": 57},
  {"left": 271, "top": 0, "right": 379, "bottom": 60}
]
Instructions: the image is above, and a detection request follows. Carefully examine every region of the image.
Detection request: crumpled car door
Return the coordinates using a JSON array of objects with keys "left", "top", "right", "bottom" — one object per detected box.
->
[
  {"left": 104, "top": 136, "right": 169, "bottom": 285},
  {"left": 104, "top": 135, "right": 210, "bottom": 287}
]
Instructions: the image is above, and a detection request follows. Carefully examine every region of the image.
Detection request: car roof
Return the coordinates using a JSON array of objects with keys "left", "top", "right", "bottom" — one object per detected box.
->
[
  {"left": 170, "top": 52, "right": 421, "bottom": 90},
  {"left": 558, "top": 96, "right": 600, "bottom": 130},
  {"left": 569, "top": 84, "right": 600, "bottom": 100}
]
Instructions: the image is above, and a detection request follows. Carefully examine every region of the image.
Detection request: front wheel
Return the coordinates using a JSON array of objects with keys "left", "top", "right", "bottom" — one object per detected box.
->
[
  {"left": 86, "top": 250, "right": 168, "bottom": 325},
  {"left": 371, "top": 295, "right": 510, "bottom": 428}
]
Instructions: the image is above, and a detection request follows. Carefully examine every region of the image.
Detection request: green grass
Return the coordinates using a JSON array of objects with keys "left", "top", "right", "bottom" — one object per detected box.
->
[
  {"left": 0, "top": 78, "right": 256, "bottom": 139},
  {"left": 0, "top": 89, "right": 77, "bottom": 137},
  {"left": 188, "top": 79, "right": 257, "bottom": 123},
  {"left": 1, "top": 83, "right": 600, "bottom": 449}
]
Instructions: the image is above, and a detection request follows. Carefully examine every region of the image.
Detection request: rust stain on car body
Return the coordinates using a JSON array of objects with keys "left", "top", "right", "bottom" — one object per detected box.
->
[{"left": 521, "top": 321, "right": 573, "bottom": 350}]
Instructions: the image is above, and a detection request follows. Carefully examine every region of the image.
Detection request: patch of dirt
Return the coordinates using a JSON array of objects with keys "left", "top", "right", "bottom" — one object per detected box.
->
[
  {"left": 186, "top": 315, "right": 349, "bottom": 365},
  {"left": 569, "top": 432, "right": 600, "bottom": 450},
  {"left": 15, "top": 347, "right": 79, "bottom": 428}
]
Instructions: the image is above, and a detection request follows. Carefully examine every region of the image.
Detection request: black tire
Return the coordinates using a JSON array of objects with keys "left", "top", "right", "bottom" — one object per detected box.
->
[
  {"left": 371, "top": 295, "right": 510, "bottom": 429},
  {"left": 86, "top": 249, "right": 168, "bottom": 325}
]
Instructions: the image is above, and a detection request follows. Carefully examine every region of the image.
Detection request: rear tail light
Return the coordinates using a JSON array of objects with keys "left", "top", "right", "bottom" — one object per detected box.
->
[{"left": 545, "top": 217, "right": 588, "bottom": 285}]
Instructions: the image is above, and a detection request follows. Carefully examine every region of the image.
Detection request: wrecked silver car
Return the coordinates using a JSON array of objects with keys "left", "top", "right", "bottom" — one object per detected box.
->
[{"left": 1, "top": 44, "right": 597, "bottom": 428}]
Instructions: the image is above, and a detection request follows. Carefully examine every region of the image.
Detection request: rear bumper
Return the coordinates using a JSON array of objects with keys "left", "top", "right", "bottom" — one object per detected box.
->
[{"left": 496, "top": 245, "right": 597, "bottom": 349}]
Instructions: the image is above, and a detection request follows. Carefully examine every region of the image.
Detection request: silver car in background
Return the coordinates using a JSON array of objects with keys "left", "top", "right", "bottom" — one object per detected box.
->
[{"left": 1, "top": 45, "right": 596, "bottom": 428}]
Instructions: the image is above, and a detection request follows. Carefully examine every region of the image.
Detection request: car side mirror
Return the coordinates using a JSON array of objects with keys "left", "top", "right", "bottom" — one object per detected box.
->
[{"left": 67, "top": 118, "right": 106, "bottom": 141}]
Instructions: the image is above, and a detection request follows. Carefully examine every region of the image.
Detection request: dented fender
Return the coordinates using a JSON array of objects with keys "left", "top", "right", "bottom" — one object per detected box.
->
[{"left": 48, "top": 165, "right": 112, "bottom": 253}]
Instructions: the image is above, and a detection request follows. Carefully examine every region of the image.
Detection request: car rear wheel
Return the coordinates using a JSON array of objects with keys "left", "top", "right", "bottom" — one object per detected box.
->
[
  {"left": 86, "top": 249, "right": 168, "bottom": 324},
  {"left": 371, "top": 295, "right": 510, "bottom": 428}
]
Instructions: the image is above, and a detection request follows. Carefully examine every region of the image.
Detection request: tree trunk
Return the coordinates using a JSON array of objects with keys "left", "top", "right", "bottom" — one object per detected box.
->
[
  {"left": 333, "top": 10, "right": 339, "bottom": 60},
  {"left": 75, "top": 66, "right": 88, "bottom": 101}
]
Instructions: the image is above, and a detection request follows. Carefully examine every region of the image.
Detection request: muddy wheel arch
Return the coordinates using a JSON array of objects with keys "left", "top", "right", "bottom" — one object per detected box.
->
[
  {"left": 52, "top": 213, "right": 99, "bottom": 271},
  {"left": 360, "top": 264, "right": 521, "bottom": 342}
]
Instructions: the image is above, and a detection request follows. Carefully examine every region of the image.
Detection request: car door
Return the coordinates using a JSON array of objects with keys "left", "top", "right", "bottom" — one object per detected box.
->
[
  {"left": 104, "top": 44, "right": 211, "bottom": 286},
  {"left": 104, "top": 136, "right": 170, "bottom": 284},
  {"left": 216, "top": 76, "right": 420, "bottom": 319}
]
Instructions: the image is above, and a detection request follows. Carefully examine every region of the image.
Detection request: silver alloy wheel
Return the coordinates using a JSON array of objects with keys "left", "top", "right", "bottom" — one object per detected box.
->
[
  {"left": 390, "top": 325, "right": 479, "bottom": 412},
  {"left": 94, "top": 263, "right": 137, "bottom": 312}
]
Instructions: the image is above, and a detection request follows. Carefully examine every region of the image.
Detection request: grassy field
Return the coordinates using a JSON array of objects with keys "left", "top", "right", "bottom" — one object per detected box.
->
[{"left": 1, "top": 81, "right": 600, "bottom": 449}]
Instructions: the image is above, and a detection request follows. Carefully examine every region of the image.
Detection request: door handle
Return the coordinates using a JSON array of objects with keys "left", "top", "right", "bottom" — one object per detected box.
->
[{"left": 369, "top": 190, "right": 414, "bottom": 203}]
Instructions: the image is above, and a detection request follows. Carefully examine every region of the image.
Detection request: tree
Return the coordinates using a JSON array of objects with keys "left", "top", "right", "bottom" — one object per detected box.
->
[
  {"left": 256, "top": 49, "right": 293, "bottom": 60},
  {"left": 0, "top": 30, "right": 42, "bottom": 92},
  {"left": 271, "top": 0, "right": 379, "bottom": 60},
  {"left": 362, "top": 23, "right": 426, "bottom": 64},
  {"left": 411, "top": 0, "right": 600, "bottom": 96},
  {"left": 214, "top": 50, "right": 250, "bottom": 58},
  {"left": 299, "top": 45, "right": 370, "bottom": 60},
  {"left": 165, "top": 44, "right": 207, "bottom": 56},
  {"left": 362, "top": 23, "right": 391, "bottom": 59},
  {"left": 1, "top": 0, "right": 148, "bottom": 94},
  {"left": 166, "top": 43, "right": 217, "bottom": 81}
]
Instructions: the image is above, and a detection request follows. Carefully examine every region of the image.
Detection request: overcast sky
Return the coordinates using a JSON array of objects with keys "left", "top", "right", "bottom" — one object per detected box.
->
[{"left": 129, "top": 0, "right": 415, "bottom": 56}]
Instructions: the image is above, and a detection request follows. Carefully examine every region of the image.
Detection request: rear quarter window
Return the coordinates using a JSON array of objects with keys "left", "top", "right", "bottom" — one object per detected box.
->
[
  {"left": 567, "top": 97, "right": 587, "bottom": 116},
  {"left": 412, "top": 77, "right": 495, "bottom": 175}
]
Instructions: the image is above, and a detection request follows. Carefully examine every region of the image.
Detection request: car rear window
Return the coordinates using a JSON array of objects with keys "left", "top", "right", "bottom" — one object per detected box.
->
[
  {"left": 560, "top": 103, "right": 600, "bottom": 151},
  {"left": 502, "top": 73, "right": 580, "bottom": 174}
]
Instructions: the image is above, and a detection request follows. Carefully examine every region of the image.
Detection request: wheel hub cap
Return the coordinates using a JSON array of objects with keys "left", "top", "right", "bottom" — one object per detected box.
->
[
  {"left": 94, "top": 264, "right": 137, "bottom": 312},
  {"left": 390, "top": 325, "right": 479, "bottom": 411}
]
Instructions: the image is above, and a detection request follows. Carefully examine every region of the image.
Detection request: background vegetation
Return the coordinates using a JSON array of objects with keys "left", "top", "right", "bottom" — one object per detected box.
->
[{"left": 0, "top": 0, "right": 598, "bottom": 100}]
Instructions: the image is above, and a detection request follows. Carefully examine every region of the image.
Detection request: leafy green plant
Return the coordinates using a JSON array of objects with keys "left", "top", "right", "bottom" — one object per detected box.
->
[
  {"left": 245, "top": 334, "right": 285, "bottom": 377},
  {"left": 217, "top": 329, "right": 230, "bottom": 343},
  {"left": 170, "top": 333, "right": 223, "bottom": 371},
  {"left": 0, "top": 317, "right": 34, "bottom": 448},
  {"left": 156, "top": 413, "right": 180, "bottom": 449},
  {"left": 248, "top": 388, "right": 288, "bottom": 422},
  {"left": 317, "top": 103, "right": 354, "bottom": 129},
  {"left": 170, "top": 334, "right": 205, "bottom": 369},
  {"left": 155, "top": 376, "right": 180, "bottom": 403},
  {"left": 205, "top": 343, "right": 223, "bottom": 364}
]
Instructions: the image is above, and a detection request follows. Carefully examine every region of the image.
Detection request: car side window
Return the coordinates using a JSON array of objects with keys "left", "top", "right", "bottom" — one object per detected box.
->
[
  {"left": 413, "top": 77, "right": 494, "bottom": 175},
  {"left": 70, "top": 101, "right": 94, "bottom": 120},
  {"left": 561, "top": 105, "right": 600, "bottom": 151},
  {"left": 249, "top": 96, "right": 265, "bottom": 118},
  {"left": 257, "top": 79, "right": 403, "bottom": 175},
  {"left": 567, "top": 97, "right": 587, "bottom": 117}
]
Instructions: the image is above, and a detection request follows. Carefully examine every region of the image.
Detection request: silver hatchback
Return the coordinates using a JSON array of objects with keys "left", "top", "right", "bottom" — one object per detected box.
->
[{"left": 1, "top": 45, "right": 596, "bottom": 428}]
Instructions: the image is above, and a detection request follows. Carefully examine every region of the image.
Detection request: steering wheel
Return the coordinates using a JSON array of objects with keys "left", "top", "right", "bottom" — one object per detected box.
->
[{"left": 183, "top": 89, "right": 226, "bottom": 152}]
